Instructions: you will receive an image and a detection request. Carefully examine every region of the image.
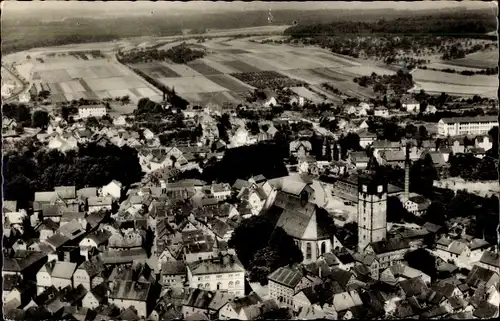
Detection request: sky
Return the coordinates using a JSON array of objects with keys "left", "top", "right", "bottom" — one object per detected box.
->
[{"left": 3, "top": 0, "right": 496, "bottom": 16}]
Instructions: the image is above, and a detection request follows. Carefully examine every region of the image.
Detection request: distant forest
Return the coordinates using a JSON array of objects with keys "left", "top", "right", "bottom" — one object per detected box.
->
[
  {"left": 284, "top": 10, "right": 497, "bottom": 38},
  {"left": 2, "top": 8, "right": 497, "bottom": 54}
]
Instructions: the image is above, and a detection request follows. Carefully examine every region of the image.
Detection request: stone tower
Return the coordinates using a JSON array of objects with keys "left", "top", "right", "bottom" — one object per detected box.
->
[{"left": 357, "top": 175, "right": 388, "bottom": 253}]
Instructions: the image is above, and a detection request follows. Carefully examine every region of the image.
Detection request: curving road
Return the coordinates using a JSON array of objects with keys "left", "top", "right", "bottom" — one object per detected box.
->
[{"left": 2, "top": 65, "right": 30, "bottom": 103}]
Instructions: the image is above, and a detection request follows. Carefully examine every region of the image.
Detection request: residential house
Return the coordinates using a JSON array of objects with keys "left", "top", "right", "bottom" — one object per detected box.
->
[
  {"left": 348, "top": 151, "right": 369, "bottom": 169},
  {"left": 478, "top": 250, "right": 500, "bottom": 274},
  {"left": 268, "top": 266, "right": 318, "bottom": 308},
  {"left": 229, "top": 126, "right": 251, "bottom": 148},
  {"left": 404, "top": 196, "right": 431, "bottom": 216},
  {"left": 435, "top": 237, "right": 471, "bottom": 264},
  {"left": 351, "top": 252, "right": 380, "bottom": 280},
  {"left": 113, "top": 115, "right": 128, "bottom": 127},
  {"left": 475, "top": 135, "right": 493, "bottom": 151},
  {"left": 374, "top": 106, "right": 389, "bottom": 117},
  {"left": 73, "top": 257, "right": 106, "bottom": 291},
  {"left": 36, "top": 219, "right": 60, "bottom": 241},
  {"left": 36, "top": 261, "right": 77, "bottom": 294},
  {"left": 289, "top": 140, "right": 312, "bottom": 159},
  {"left": 358, "top": 131, "right": 377, "bottom": 148},
  {"left": 424, "top": 105, "right": 437, "bottom": 114},
  {"left": 47, "top": 134, "right": 78, "bottom": 153},
  {"left": 402, "top": 97, "right": 420, "bottom": 113},
  {"left": 187, "top": 254, "right": 245, "bottom": 297},
  {"left": 372, "top": 139, "right": 401, "bottom": 152},
  {"left": 182, "top": 288, "right": 214, "bottom": 319},
  {"left": 219, "top": 292, "right": 263, "bottom": 320},
  {"left": 81, "top": 282, "right": 108, "bottom": 309},
  {"left": 87, "top": 196, "right": 113, "bottom": 213},
  {"left": 365, "top": 238, "right": 410, "bottom": 270},
  {"left": 380, "top": 263, "right": 432, "bottom": 286},
  {"left": 101, "top": 180, "right": 122, "bottom": 200},
  {"left": 161, "top": 261, "right": 187, "bottom": 288},
  {"left": 466, "top": 265, "right": 500, "bottom": 290},
  {"left": 211, "top": 183, "right": 232, "bottom": 200},
  {"left": 108, "top": 280, "right": 152, "bottom": 318},
  {"left": 398, "top": 276, "right": 430, "bottom": 299},
  {"left": 379, "top": 150, "right": 406, "bottom": 168}
]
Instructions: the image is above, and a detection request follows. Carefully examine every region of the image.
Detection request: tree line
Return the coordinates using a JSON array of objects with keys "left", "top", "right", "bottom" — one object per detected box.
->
[
  {"left": 117, "top": 43, "right": 205, "bottom": 64},
  {"left": 420, "top": 65, "right": 498, "bottom": 76},
  {"left": 3, "top": 142, "right": 143, "bottom": 209}
]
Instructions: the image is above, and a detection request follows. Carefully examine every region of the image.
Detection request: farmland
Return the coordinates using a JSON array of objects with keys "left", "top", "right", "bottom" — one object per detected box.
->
[
  {"left": 24, "top": 52, "right": 162, "bottom": 104},
  {"left": 444, "top": 50, "right": 499, "bottom": 69},
  {"left": 410, "top": 68, "right": 498, "bottom": 98},
  {"left": 118, "top": 37, "right": 392, "bottom": 106}
]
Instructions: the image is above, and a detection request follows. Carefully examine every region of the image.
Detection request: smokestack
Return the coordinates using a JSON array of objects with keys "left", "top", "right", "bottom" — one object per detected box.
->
[{"left": 404, "top": 143, "right": 410, "bottom": 202}]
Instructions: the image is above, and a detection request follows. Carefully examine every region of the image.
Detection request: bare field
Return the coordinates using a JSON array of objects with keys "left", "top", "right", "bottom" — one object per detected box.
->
[
  {"left": 26, "top": 53, "right": 162, "bottom": 103},
  {"left": 413, "top": 69, "right": 498, "bottom": 87},
  {"left": 410, "top": 81, "right": 498, "bottom": 98}
]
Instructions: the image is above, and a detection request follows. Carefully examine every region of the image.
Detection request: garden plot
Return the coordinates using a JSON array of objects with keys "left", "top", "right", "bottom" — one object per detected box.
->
[
  {"left": 157, "top": 76, "right": 227, "bottom": 94},
  {"left": 237, "top": 53, "right": 284, "bottom": 72},
  {"left": 268, "top": 53, "right": 326, "bottom": 70},
  {"left": 35, "top": 69, "right": 73, "bottom": 82},
  {"left": 131, "top": 62, "right": 182, "bottom": 78},
  {"left": 206, "top": 74, "right": 254, "bottom": 92}
]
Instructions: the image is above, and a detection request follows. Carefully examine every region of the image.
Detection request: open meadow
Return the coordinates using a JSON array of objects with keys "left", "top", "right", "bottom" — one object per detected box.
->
[{"left": 410, "top": 68, "right": 498, "bottom": 98}]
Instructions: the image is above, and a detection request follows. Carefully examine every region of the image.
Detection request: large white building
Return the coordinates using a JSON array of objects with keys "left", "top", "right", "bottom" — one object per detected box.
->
[
  {"left": 438, "top": 116, "right": 498, "bottom": 137},
  {"left": 78, "top": 105, "right": 107, "bottom": 119},
  {"left": 186, "top": 254, "right": 245, "bottom": 297}
]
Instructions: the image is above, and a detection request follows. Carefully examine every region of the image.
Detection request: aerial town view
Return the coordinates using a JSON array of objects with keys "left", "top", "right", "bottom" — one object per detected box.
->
[{"left": 1, "top": 1, "right": 499, "bottom": 320}]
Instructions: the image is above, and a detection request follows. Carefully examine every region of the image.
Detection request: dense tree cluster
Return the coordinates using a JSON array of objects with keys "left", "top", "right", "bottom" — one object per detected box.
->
[
  {"left": 3, "top": 142, "right": 143, "bottom": 209},
  {"left": 420, "top": 66, "right": 499, "bottom": 76},
  {"left": 117, "top": 43, "right": 206, "bottom": 64},
  {"left": 201, "top": 142, "right": 288, "bottom": 184},
  {"left": 284, "top": 11, "right": 496, "bottom": 62},
  {"left": 228, "top": 212, "right": 303, "bottom": 285},
  {"left": 448, "top": 153, "right": 498, "bottom": 181},
  {"left": 2, "top": 103, "right": 32, "bottom": 127},
  {"left": 353, "top": 70, "right": 414, "bottom": 96},
  {"left": 404, "top": 249, "right": 437, "bottom": 281}
]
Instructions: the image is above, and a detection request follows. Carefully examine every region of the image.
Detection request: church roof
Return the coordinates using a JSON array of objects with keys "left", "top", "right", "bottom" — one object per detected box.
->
[{"left": 274, "top": 192, "right": 332, "bottom": 240}]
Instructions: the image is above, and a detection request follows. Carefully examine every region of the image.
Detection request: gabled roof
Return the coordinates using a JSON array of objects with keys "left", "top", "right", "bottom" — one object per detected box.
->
[
  {"left": 480, "top": 250, "right": 500, "bottom": 268},
  {"left": 108, "top": 280, "right": 151, "bottom": 301},
  {"left": 399, "top": 276, "right": 429, "bottom": 297},
  {"left": 78, "top": 257, "right": 106, "bottom": 278},
  {"left": 51, "top": 261, "right": 77, "bottom": 279},
  {"left": 182, "top": 288, "right": 214, "bottom": 309},
  {"left": 370, "top": 238, "right": 410, "bottom": 254},
  {"left": 473, "top": 301, "right": 499, "bottom": 319},
  {"left": 466, "top": 265, "right": 499, "bottom": 288},
  {"left": 161, "top": 261, "right": 186, "bottom": 276},
  {"left": 187, "top": 254, "right": 244, "bottom": 275}
]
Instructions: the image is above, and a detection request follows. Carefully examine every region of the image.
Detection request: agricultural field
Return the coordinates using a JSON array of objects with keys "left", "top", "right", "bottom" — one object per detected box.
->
[
  {"left": 120, "top": 37, "right": 399, "bottom": 105},
  {"left": 444, "top": 50, "right": 499, "bottom": 69},
  {"left": 411, "top": 68, "right": 498, "bottom": 98},
  {"left": 27, "top": 53, "right": 162, "bottom": 103}
]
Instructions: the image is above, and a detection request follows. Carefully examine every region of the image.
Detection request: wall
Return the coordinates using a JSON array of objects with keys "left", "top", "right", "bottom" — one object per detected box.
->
[{"left": 188, "top": 271, "right": 245, "bottom": 297}]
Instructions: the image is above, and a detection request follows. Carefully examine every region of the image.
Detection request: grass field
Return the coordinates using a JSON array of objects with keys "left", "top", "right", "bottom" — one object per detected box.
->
[
  {"left": 411, "top": 68, "right": 498, "bottom": 98},
  {"left": 445, "top": 50, "right": 499, "bottom": 69}
]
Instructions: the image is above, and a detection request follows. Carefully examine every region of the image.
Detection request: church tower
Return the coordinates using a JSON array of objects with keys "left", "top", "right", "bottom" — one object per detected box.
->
[
  {"left": 357, "top": 175, "right": 388, "bottom": 253},
  {"left": 404, "top": 143, "right": 411, "bottom": 202}
]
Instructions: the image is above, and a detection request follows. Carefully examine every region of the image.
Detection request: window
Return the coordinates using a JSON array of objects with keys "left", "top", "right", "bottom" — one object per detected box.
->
[
  {"left": 235, "top": 280, "right": 240, "bottom": 286},
  {"left": 321, "top": 242, "right": 326, "bottom": 255},
  {"left": 235, "top": 273, "right": 240, "bottom": 277},
  {"left": 306, "top": 243, "right": 312, "bottom": 260},
  {"left": 229, "top": 274, "right": 233, "bottom": 277},
  {"left": 217, "top": 282, "right": 222, "bottom": 290},
  {"left": 198, "top": 277, "right": 202, "bottom": 281},
  {"left": 362, "top": 185, "right": 367, "bottom": 193},
  {"left": 205, "top": 283, "right": 210, "bottom": 289},
  {"left": 216, "top": 275, "right": 222, "bottom": 279},
  {"left": 229, "top": 281, "right": 234, "bottom": 288},
  {"left": 205, "top": 276, "right": 209, "bottom": 279},
  {"left": 377, "top": 185, "right": 382, "bottom": 193}
]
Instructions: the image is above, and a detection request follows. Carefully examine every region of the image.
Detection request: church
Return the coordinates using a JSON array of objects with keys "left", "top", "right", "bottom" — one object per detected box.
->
[{"left": 270, "top": 189, "right": 342, "bottom": 264}]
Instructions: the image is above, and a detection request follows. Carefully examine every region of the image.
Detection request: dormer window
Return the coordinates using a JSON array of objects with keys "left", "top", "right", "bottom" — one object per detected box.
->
[
  {"left": 377, "top": 185, "right": 383, "bottom": 193},
  {"left": 362, "top": 185, "right": 367, "bottom": 193}
]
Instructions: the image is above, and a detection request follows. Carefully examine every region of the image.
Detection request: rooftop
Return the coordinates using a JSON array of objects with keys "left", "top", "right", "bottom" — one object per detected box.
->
[
  {"left": 108, "top": 280, "right": 151, "bottom": 301},
  {"left": 268, "top": 266, "right": 303, "bottom": 289},
  {"left": 187, "top": 254, "right": 244, "bottom": 275}
]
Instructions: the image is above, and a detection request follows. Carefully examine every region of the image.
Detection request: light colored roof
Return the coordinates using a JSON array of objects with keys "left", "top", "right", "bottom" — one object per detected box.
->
[
  {"left": 51, "top": 261, "right": 77, "bottom": 279},
  {"left": 35, "top": 191, "right": 57, "bottom": 203}
]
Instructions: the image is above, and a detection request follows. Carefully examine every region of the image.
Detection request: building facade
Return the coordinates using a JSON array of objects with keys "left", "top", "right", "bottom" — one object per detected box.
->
[
  {"left": 438, "top": 116, "right": 498, "bottom": 137},
  {"left": 78, "top": 105, "right": 107, "bottom": 119}
]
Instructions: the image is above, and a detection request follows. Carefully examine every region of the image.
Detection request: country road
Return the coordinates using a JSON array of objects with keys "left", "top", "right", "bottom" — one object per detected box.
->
[{"left": 2, "top": 65, "right": 30, "bottom": 103}]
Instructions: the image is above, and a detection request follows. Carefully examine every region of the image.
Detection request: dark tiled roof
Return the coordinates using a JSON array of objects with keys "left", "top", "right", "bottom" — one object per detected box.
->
[
  {"left": 161, "top": 261, "right": 186, "bottom": 276},
  {"left": 473, "top": 301, "right": 499, "bottom": 319},
  {"left": 370, "top": 238, "right": 410, "bottom": 254},
  {"left": 268, "top": 266, "right": 303, "bottom": 289},
  {"left": 108, "top": 280, "right": 151, "bottom": 301},
  {"left": 399, "top": 277, "right": 429, "bottom": 297}
]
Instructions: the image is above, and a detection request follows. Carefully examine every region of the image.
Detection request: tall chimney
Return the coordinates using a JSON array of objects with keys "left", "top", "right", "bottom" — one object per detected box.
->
[{"left": 404, "top": 143, "right": 410, "bottom": 202}]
